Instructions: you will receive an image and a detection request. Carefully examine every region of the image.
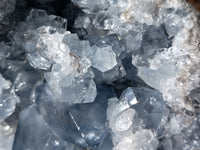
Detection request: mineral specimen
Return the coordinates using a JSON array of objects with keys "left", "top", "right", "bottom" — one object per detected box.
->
[
  {"left": 0, "top": 74, "right": 18, "bottom": 123},
  {"left": 106, "top": 88, "right": 159, "bottom": 150},
  {"left": 11, "top": 9, "right": 96, "bottom": 104},
  {"left": 0, "top": 0, "right": 200, "bottom": 150}
]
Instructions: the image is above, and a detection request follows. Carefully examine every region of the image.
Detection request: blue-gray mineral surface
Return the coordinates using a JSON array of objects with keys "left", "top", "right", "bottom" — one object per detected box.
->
[{"left": 0, "top": 0, "right": 200, "bottom": 150}]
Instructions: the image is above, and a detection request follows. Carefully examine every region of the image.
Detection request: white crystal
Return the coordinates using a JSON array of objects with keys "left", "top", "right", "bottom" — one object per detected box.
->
[
  {"left": 113, "top": 109, "right": 135, "bottom": 132},
  {"left": 0, "top": 73, "right": 18, "bottom": 124},
  {"left": 91, "top": 45, "right": 117, "bottom": 72},
  {"left": 107, "top": 88, "right": 158, "bottom": 150},
  {"left": 24, "top": 25, "right": 96, "bottom": 104},
  {"left": 114, "top": 129, "right": 158, "bottom": 150},
  {"left": 119, "top": 87, "right": 138, "bottom": 106},
  {"left": 0, "top": 74, "right": 11, "bottom": 95}
]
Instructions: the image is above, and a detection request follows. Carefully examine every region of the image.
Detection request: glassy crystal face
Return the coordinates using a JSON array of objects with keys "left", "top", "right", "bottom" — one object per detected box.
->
[
  {"left": 131, "top": 87, "right": 169, "bottom": 133},
  {"left": 13, "top": 104, "right": 71, "bottom": 150},
  {"left": 0, "top": 121, "right": 16, "bottom": 150},
  {"left": 0, "top": 94, "right": 18, "bottom": 123},
  {"left": 71, "top": 0, "right": 110, "bottom": 13},
  {"left": 106, "top": 87, "right": 159, "bottom": 150},
  {"left": 35, "top": 83, "right": 115, "bottom": 148},
  {"left": 0, "top": 74, "right": 11, "bottom": 95},
  {"left": 0, "top": 0, "right": 200, "bottom": 149},
  {"left": 91, "top": 45, "right": 117, "bottom": 72},
  {"left": 14, "top": 10, "right": 97, "bottom": 104},
  {"left": 0, "top": 74, "right": 18, "bottom": 123}
]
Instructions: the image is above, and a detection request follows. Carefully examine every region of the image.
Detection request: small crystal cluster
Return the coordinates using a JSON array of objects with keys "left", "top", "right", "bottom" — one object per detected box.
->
[{"left": 0, "top": 0, "right": 200, "bottom": 150}]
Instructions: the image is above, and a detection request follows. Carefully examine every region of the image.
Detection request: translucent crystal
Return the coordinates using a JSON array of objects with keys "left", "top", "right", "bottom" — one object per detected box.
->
[
  {"left": 13, "top": 68, "right": 42, "bottom": 109},
  {"left": 85, "top": 34, "right": 126, "bottom": 83},
  {"left": 0, "top": 93, "right": 18, "bottom": 123},
  {"left": 113, "top": 108, "right": 135, "bottom": 132},
  {"left": 17, "top": 10, "right": 97, "bottom": 104},
  {"left": 124, "top": 30, "right": 143, "bottom": 53},
  {"left": 26, "top": 51, "right": 51, "bottom": 70},
  {"left": 0, "top": 74, "right": 11, "bottom": 95},
  {"left": 74, "top": 15, "right": 91, "bottom": 29},
  {"left": 0, "top": 0, "right": 199, "bottom": 149},
  {"left": 92, "top": 63, "right": 126, "bottom": 84},
  {"left": 26, "top": 9, "right": 67, "bottom": 30},
  {"left": 131, "top": 87, "right": 169, "bottom": 132},
  {"left": 35, "top": 84, "right": 115, "bottom": 148},
  {"left": 107, "top": 88, "right": 159, "bottom": 150},
  {"left": 119, "top": 87, "right": 138, "bottom": 106},
  {"left": 98, "top": 133, "right": 113, "bottom": 150},
  {"left": 91, "top": 45, "right": 117, "bottom": 72},
  {"left": 132, "top": 24, "right": 172, "bottom": 66},
  {"left": 13, "top": 104, "right": 72, "bottom": 150},
  {"left": 158, "top": 135, "right": 183, "bottom": 150},
  {"left": 91, "top": 34, "right": 126, "bottom": 57},
  {"left": 137, "top": 65, "right": 177, "bottom": 95},
  {"left": 0, "top": 74, "right": 18, "bottom": 123},
  {"left": 10, "top": 9, "right": 67, "bottom": 49},
  {"left": 114, "top": 129, "right": 158, "bottom": 150},
  {"left": 0, "top": 121, "right": 16, "bottom": 150},
  {"left": 71, "top": 0, "right": 110, "bottom": 14}
]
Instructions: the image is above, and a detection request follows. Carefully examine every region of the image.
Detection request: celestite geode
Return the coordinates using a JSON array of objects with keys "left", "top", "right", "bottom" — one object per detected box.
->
[{"left": 0, "top": 0, "right": 200, "bottom": 150}]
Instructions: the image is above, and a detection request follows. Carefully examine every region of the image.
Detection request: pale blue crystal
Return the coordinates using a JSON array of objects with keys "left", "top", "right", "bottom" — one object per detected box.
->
[
  {"left": 91, "top": 45, "right": 117, "bottom": 72},
  {"left": 35, "top": 83, "right": 115, "bottom": 148},
  {"left": 0, "top": 94, "right": 17, "bottom": 123},
  {"left": 13, "top": 104, "right": 72, "bottom": 150}
]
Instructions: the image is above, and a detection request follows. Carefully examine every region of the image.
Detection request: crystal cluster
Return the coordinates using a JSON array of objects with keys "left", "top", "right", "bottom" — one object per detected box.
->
[{"left": 0, "top": 0, "right": 200, "bottom": 150}]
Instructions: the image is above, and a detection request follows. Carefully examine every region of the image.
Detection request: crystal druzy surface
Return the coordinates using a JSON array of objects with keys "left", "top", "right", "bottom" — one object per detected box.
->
[{"left": 0, "top": 0, "right": 200, "bottom": 150}]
